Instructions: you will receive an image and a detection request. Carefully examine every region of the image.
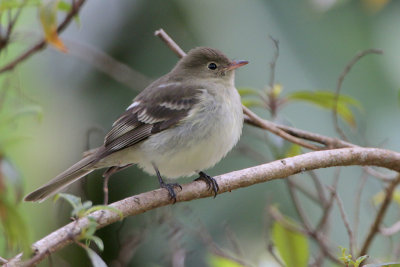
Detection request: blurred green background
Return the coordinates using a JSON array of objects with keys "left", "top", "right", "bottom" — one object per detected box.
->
[{"left": 2, "top": 0, "right": 400, "bottom": 266}]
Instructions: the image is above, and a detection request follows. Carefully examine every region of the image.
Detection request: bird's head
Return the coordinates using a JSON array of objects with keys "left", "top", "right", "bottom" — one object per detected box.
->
[{"left": 172, "top": 47, "right": 248, "bottom": 81}]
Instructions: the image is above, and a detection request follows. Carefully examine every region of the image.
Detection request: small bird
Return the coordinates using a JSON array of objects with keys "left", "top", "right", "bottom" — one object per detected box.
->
[{"left": 24, "top": 47, "right": 248, "bottom": 203}]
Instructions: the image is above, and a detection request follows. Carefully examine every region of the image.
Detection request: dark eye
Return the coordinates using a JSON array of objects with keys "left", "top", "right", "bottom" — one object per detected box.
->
[{"left": 208, "top": 63, "right": 217, "bottom": 70}]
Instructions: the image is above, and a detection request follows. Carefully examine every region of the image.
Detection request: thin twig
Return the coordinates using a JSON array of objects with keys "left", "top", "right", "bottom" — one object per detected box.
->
[
  {"left": 268, "top": 205, "right": 307, "bottom": 234},
  {"left": 381, "top": 220, "right": 400, "bottom": 236},
  {"left": 243, "top": 106, "right": 324, "bottom": 150},
  {"left": 65, "top": 39, "right": 151, "bottom": 91},
  {"left": 289, "top": 179, "right": 320, "bottom": 204},
  {"left": 363, "top": 167, "right": 395, "bottom": 182},
  {"left": 5, "top": 0, "right": 26, "bottom": 38},
  {"left": 359, "top": 174, "right": 400, "bottom": 256},
  {"left": 196, "top": 222, "right": 252, "bottom": 267},
  {"left": 328, "top": 187, "right": 355, "bottom": 256},
  {"left": 0, "top": 0, "right": 87, "bottom": 74},
  {"left": 268, "top": 36, "right": 279, "bottom": 90},
  {"left": 353, "top": 170, "right": 368, "bottom": 244},
  {"left": 287, "top": 177, "right": 313, "bottom": 230},
  {"left": 315, "top": 174, "right": 339, "bottom": 233},
  {"left": 332, "top": 49, "right": 383, "bottom": 140},
  {"left": 310, "top": 253, "right": 325, "bottom": 267},
  {"left": 273, "top": 121, "right": 355, "bottom": 149},
  {"left": 244, "top": 109, "right": 395, "bottom": 183},
  {"left": 0, "top": 0, "right": 27, "bottom": 51},
  {"left": 154, "top": 29, "right": 186, "bottom": 58},
  {"left": 109, "top": 233, "right": 144, "bottom": 267},
  {"left": 287, "top": 177, "right": 340, "bottom": 264},
  {"left": 308, "top": 170, "right": 327, "bottom": 207},
  {"left": 267, "top": 36, "right": 280, "bottom": 117},
  {"left": 223, "top": 223, "right": 244, "bottom": 258},
  {"left": 267, "top": 242, "right": 285, "bottom": 267}
]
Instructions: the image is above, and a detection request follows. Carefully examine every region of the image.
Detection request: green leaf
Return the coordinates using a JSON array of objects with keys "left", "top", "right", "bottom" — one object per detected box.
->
[
  {"left": 86, "top": 235, "right": 104, "bottom": 252},
  {"left": 373, "top": 190, "right": 400, "bottom": 207},
  {"left": 80, "top": 217, "right": 98, "bottom": 238},
  {"left": 57, "top": 0, "right": 80, "bottom": 24},
  {"left": 285, "top": 144, "right": 302, "bottom": 157},
  {"left": 208, "top": 254, "right": 244, "bottom": 267},
  {"left": 82, "top": 246, "right": 107, "bottom": 267},
  {"left": 0, "top": 0, "right": 41, "bottom": 11},
  {"left": 237, "top": 87, "right": 261, "bottom": 97},
  {"left": 241, "top": 99, "right": 264, "bottom": 108},
  {"left": 0, "top": 195, "right": 30, "bottom": 252},
  {"left": 272, "top": 220, "right": 309, "bottom": 267},
  {"left": 288, "top": 90, "right": 362, "bottom": 107},
  {"left": 82, "top": 200, "right": 93, "bottom": 210},
  {"left": 57, "top": 0, "right": 70, "bottom": 11},
  {"left": 287, "top": 90, "right": 362, "bottom": 127},
  {"left": 55, "top": 193, "right": 82, "bottom": 210},
  {"left": 354, "top": 255, "right": 368, "bottom": 267},
  {"left": 39, "top": 0, "right": 68, "bottom": 52},
  {"left": 339, "top": 246, "right": 353, "bottom": 264},
  {"left": 55, "top": 193, "right": 91, "bottom": 218}
]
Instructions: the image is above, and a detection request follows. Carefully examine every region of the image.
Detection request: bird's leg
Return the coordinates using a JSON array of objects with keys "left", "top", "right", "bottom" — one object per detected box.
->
[
  {"left": 152, "top": 163, "right": 182, "bottom": 203},
  {"left": 195, "top": 171, "right": 219, "bottom": 198},
  {"left": 102, "top": 164, "right": 133, "bottom": 205}
]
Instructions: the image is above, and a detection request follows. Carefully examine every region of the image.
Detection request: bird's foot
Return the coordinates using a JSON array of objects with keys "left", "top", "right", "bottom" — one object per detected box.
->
[
  {"left": 195, "top": 171, "right": 219, "bottom": 198},
  {"left": 160, "top": 181, "right": 182, "bottom": 203}
]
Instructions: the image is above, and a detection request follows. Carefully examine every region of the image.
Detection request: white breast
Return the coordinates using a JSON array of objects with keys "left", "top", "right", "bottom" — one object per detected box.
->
[{"left": 134, "top": 86, "right": 243, "bottom": 178}]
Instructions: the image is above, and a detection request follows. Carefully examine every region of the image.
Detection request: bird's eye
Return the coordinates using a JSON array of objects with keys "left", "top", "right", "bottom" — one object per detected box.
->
[{"left": 208, "top": 63, "right": 217, "bottom": 70}]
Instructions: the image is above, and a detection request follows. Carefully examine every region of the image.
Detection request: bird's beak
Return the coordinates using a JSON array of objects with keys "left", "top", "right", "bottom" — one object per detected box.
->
[{"left": 226, "top": 60, "right": 249, "bottom": 71}]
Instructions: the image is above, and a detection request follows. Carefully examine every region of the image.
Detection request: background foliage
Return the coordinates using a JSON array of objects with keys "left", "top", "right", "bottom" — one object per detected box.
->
[{"left": 1, "top": 0, "right": 400, "bottom": 266}]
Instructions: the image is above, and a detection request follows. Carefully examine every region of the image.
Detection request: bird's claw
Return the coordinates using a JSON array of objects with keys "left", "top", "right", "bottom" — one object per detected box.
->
[
  {"left": 160, "top": 182, "right": 182, "bottom": 203},
  {"left": 195, "top": 172, "right": 219, "bottom": 198}
]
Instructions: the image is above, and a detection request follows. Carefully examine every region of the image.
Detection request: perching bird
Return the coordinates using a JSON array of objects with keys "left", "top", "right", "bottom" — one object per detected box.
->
[{"left": 24, "top": 47, "right": 248, "bottom": 203}]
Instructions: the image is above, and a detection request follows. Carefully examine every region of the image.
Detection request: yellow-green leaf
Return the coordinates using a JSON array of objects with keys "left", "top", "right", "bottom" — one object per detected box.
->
[
  {"left": 285, "top": 144, "right": 302, "bottom": 158},
  {"left": 0, "top": 0, "right": 41, "bottom": 11},
  {"left": 39, "top": 0, "right": 67, "bottom": 52},
  {"left": 208, "top": 254, "right": 244, "bottom": 267},
  {"left": 272, "top": 220, "right": 309, "bottom": 267},
  {"left": 0, "top": 195, "right": 30, "bottom": 252},
  {"left": 373, "top": 189, "right": 400, "bottom": 206},
  {"left": 241, "top": 99, "right": 264, "bottom": 108},
  {"left": 287, "top": 90, "right": 362, "bottom": 127},
  {"left": 270, "top": 83, "right": 283, "bottom": 98},
  {"left": 237, "top": 87, "right": 261, "bottom": 97}
]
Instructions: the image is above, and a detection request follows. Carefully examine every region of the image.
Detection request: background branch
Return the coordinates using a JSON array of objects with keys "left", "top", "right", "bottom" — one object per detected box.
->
[
  {"left": 332, "top": 49, "right": 383, "bottom": 140},
  {"left": 359, "top": 174, "right": 400, "bottom": 256},
  {"left": 0, "top": 0, "right": 87, "bottom": 74}
]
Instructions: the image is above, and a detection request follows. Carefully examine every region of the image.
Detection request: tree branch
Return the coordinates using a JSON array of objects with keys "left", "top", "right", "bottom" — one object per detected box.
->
[
  {"left": 154, "top": 29, "right": 186, "bottom": 58},
  {"left": 0, "top": 0, "right": 87, "bottom": 74},
  {"left": 359, "top": 174, "right": 400, "bottom": 256},
  {"left": 16, "top": 147, "right": 400, "bottom": 266}
]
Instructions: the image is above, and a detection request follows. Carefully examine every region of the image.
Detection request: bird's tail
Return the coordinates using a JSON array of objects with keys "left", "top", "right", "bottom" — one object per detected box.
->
[{"left": 24, "top": 155, "right": 97, "bottom": 202}]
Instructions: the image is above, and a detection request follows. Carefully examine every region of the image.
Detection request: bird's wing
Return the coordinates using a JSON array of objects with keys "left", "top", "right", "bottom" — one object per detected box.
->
[{"left": 100, "top": 82, "right": 202, "bottom": 157}]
